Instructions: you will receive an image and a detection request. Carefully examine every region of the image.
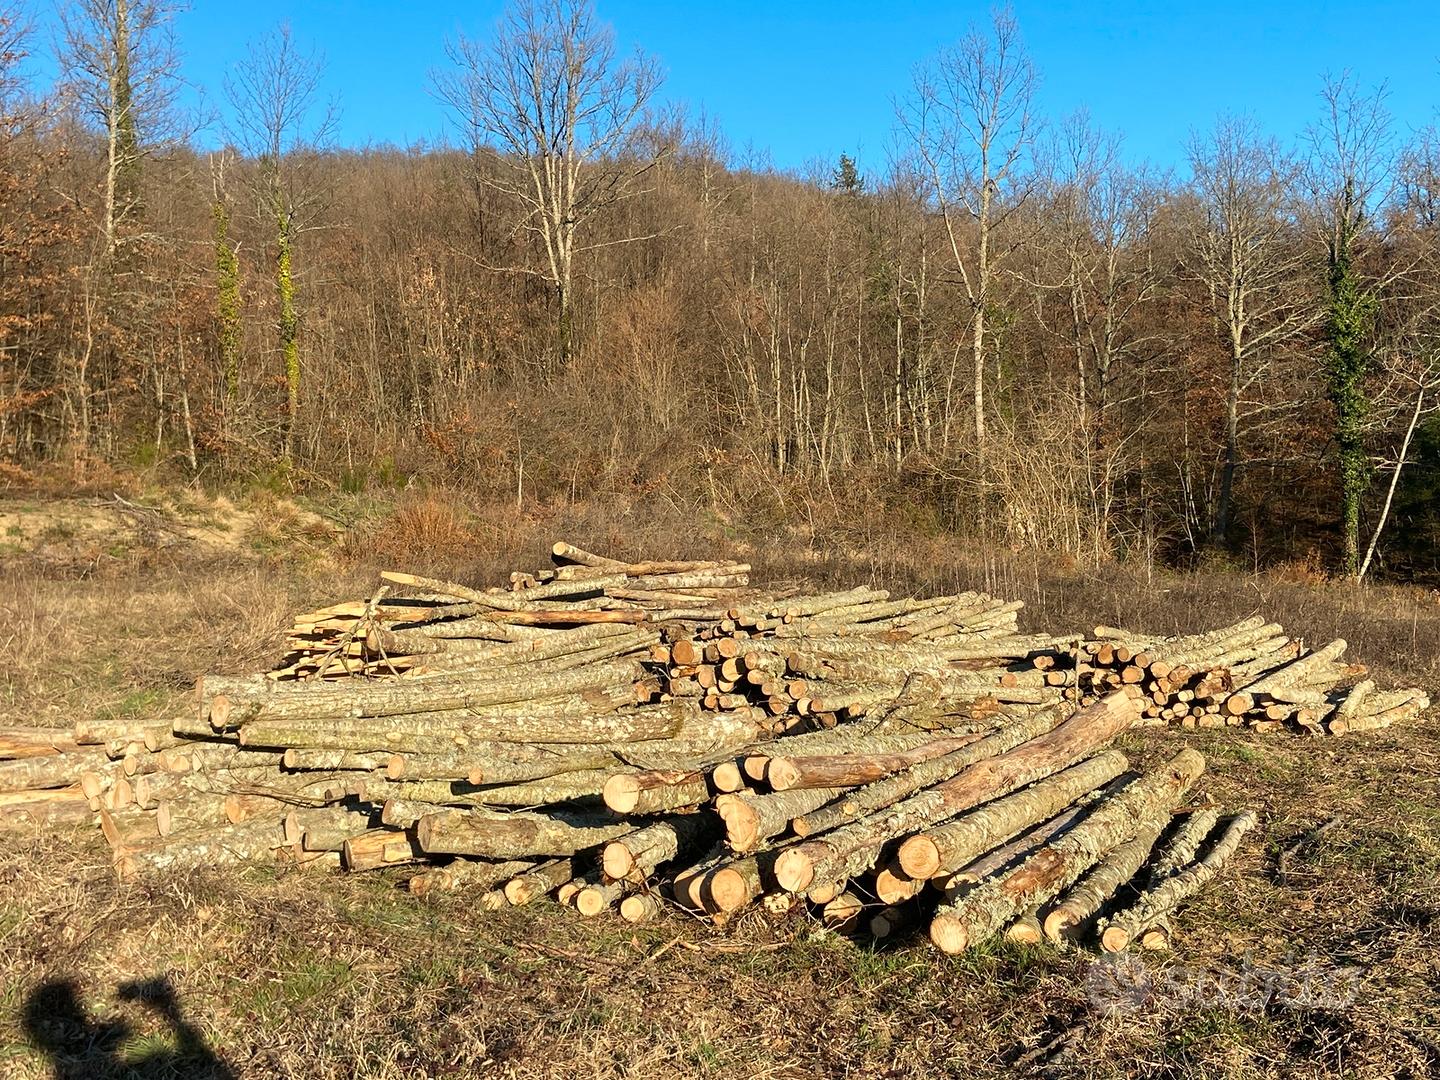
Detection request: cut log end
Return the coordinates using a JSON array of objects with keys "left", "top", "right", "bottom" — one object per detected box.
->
[
  {"left": 765, "top": 759, "right": 802, "bottom": 790},
  {"left": 715, "top": 797, "right": 759, "bottom": 851},
  {"left": 896, "top": 835, "right": 942, "bottom": 880},
  {"left": 620, "top": 893, "right": 660, "bottom": 923},
  {"left": 774, "top": 848, "right": 815, "bottom": 893},
  {"left": 575, "top": 887, "right": 609, "bottom": 917},
  {"left": 601, "top": 842, "right": 634, "bottom": 882},
  {"left": 602, "top": 774, "right": 643, "bottom": 815},
  {"left": 1100, "top": 925, "right": 1132, "bottom": 953},
  {"left": 708, "top": 866, "right": 753, "bottom": 912},
  {"left": 711, "top": 761, "right": 745, "bottom": 793},
  {"left": 929, "top": 913, "right": 970, "bottom": 954}
]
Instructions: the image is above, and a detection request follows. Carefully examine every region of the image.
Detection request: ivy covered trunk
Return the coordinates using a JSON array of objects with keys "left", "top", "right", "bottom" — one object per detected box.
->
[
  {"left": 276, "top": 210, "right": 300, "bottom": 457},
  {"left": 1323, "top": 233, "right": 1375, "bottom": 577},
  {"left": 214, "top": 200, "right": 241, "bottom": 400}
]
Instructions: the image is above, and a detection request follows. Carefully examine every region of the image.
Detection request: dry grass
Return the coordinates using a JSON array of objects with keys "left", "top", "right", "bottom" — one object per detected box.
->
[{"left": 1, "top": 493, "right": 1438, "bottom": 1078}]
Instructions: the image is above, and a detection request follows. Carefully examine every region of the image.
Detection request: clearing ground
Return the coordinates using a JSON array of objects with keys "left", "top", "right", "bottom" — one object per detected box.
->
[{"left": 1, "top": 493, "right": 1437, "bottom": 1079}]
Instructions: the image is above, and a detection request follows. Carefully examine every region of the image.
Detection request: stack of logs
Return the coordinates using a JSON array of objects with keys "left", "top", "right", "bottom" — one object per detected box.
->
[
  {"left": 1041, "top": 616, "right": 1429, "bottom": 736},
  {"left": 0, "top": 542, "right": 1426, "bottom": 956}
]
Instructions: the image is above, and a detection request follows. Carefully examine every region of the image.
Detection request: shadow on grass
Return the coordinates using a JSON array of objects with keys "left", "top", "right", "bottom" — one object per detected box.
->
[{"left": 23, "top": 977, "right": 234, "bottom": 1080}]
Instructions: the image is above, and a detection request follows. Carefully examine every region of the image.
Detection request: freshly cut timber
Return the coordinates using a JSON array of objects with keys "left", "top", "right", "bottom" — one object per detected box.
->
[
  {"left": 416, "top": 806, "right": 633, "bottom": 858},
  {"left": 16, "top": 539, "right": 1402, "bottom": 955},
  {"left": 775, "top": 693, "right": 1140, "bottom": 895},
  {"left": 928, "top": 749, "right": 1205, "bottom": 954},
  {"left": 895, "top": 750, "right": 1130, "bottom": 879},
  {"left": 1099, "top": 811, "right": 1259, "bottom": 952}
]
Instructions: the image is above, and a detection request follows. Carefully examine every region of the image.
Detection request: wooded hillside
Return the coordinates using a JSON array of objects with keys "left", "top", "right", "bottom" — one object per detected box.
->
[{"left": 2, "top": 1, "right": 1439, "bottom": 576}]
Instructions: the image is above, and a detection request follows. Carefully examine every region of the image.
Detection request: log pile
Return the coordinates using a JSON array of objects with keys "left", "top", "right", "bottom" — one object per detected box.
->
[
  {"left": 1042, "top": 617, "right": 1429, "bottom": 736},
  {"left": 1, "top": 542, "right": 1427, "bottom": 957}
]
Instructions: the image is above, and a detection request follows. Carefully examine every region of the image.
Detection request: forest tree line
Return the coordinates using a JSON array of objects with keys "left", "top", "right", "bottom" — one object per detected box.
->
[{"left": 1, "top": 0, "right": 1439, "bottom": 578}]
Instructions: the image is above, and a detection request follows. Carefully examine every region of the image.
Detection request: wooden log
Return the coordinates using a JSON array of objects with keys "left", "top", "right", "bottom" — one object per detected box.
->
[
  {"left": 1147, "top": 808, "right": 1220, "bottom": 882},
  {"left": 1041, "top": 806, "right": 1172, "bottom": 942},
  {"left": 765, "top": 734, "right": 983, "bottom": 791},
  {"left": 715, "top": 785, "right": 849, "bottom": 852},
  {"left": 109, "top": 817, "right": 289, "bottom": 880},
  {"left": 873, "top": 860, "right": 925, "bottom": 904},
  {"left": 619, "top": 892, "right": 663, "bottom": 923},
  {"left": 282, "top": 749, "right": 391, "bottom": 772},
  {"left": 1222, "top": 639, "right": 1347, "bottom": 714},
  {"left": 821, "top": 890, "right": 866, "bottom": 930},
  {"left": 928, "top": 748, "right": 1205, "bottom": 954},
  {"left": 0, "top": 728, "right": 81, "bottom": 759},
  {"left": 503, "top": 858, "right": 576, "bottom": 905},
  {"left": 777, "top": 696, "right": 1137, "bottom": 894},
  {"left": 706, "top": 850, "right": 781, "bottom": 913},
  {"left": 1006, "top": 907, "right": 1045, "bottom": 945},
  {"left": 935, "top": 802, "right": 1094, "bottom": 894},
  {"left": 0, "top": 786, "right": 92, "bottom": 827},
  {"left": 416, "top": 807, "right": 632, "bottom": 858},
  {"left": 377, "top": 769, "right": 617, "bottom": 808},
  {"left": 213, "top": 660, "right": 648, "bottom": 724},
  {"left": 603, "top": 770, "right": 709, "bottom": 815},
  {"left": 896, "top": 749, "right": 1129, "bottom": 879},
  {"left": 1099, "top": 810, "right": 1258, "bottom": 952},
  {"left": 342, "top": 827, "right": 425, "bottom": 871},
  {"left": 0, "top": 748, "right": 111, "bottom": 791},
  {"left": 791, "top": 706, "right": 1068, "bottom": 839},
  {"left": 601, "top": 813, "right": 715, "bottom": 881}
]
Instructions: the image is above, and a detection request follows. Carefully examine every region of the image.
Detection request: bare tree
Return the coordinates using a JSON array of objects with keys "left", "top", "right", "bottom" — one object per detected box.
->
[
  {"left": 0, "top": 2, "right": 29, "bottom": 118},
  {"left": 437, "top": 0, "right": 664, "bottom": 368},
  {"left": 900, "top": 7, "right": 1038, "bottom": 449},
  {"left": 225, "top": 24, "right": 336, "bottom": 458},
  {"left": 56, "top": 0, "right": 184, "bottom": 257},
  {"left": 1186, "top": 115, "right": 1315, "bottom": 546}
]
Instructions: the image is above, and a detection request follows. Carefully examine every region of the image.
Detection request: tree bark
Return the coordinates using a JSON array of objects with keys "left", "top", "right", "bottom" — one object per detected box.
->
[
  {"left": 777, "top": 693, "right": 1139, "bottom": 894},
  {"left": 928, "top": 748, "right": 1204, "bottom": 953},
  {"left": 416, "top": 806, "right": 632, "bottom": 858},
  {"left": 896, "top": 749, "right": 1129, "bottom": 878},
  {"left": 1099, "top": 810, "right": 1257, "bottom": 951}
]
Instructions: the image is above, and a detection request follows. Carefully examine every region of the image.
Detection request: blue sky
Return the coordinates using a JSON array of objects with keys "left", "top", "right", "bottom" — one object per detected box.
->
[{"left": 28, "top": 0, "right": 1440, "bottom": 175}]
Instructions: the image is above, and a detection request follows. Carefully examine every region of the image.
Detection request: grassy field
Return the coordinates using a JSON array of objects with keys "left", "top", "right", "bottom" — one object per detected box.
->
[{"left": 1, "top": 491, "right": 1437, "bottom": 1078}]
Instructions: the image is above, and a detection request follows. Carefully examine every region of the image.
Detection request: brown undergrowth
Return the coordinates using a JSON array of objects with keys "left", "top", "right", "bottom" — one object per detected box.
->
[{"left": 0, "top": 492, "right": 1437, "bottom": 1078}]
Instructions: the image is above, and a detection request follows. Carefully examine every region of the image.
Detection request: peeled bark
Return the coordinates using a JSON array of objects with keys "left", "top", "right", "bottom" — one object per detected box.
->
[
  {"left": 765, "top": 734, "right": 982, "bottom": 790},
  {"left": 0, "top": 728, "right": 80, "bottom": 759},
  {"left": 0, "top": 786, "right": 92, "bottom": 827}
]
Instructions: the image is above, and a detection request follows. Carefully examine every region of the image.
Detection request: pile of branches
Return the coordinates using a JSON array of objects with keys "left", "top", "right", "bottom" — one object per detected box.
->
[
  {"left": 0, "top": 542, "right": 1425, "bottom": 954},
  {"left": 1045, "top": 617, "right": 1429, "bottom": 735}
]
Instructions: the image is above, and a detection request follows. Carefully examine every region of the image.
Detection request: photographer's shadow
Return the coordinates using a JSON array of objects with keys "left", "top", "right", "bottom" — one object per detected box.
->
[{"left": 23, "top": 977, "right": 234, "bottom": 1080}]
